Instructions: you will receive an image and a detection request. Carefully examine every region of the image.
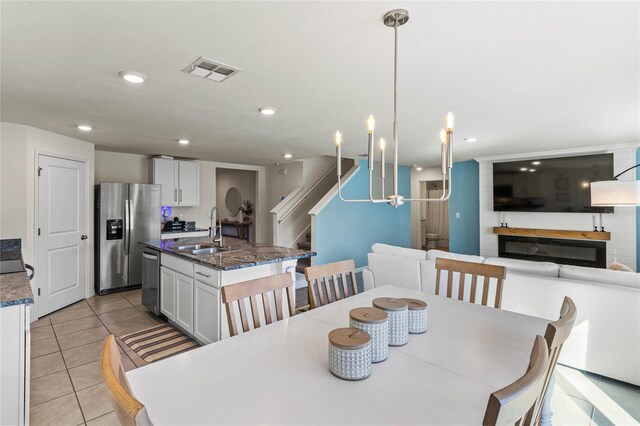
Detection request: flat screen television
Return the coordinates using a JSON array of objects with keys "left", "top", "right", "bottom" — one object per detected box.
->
[{"left": 493, "top": 153, "right": 614, "bottom": 213}]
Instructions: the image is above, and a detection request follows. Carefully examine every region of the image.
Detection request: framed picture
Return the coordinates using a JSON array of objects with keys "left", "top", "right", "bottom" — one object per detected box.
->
[
  {"left": 555, "top": 178, "right": 569, "bottom": 190},
  {"left": 556, "top": 193, "right": 569, "bottom": 202}
]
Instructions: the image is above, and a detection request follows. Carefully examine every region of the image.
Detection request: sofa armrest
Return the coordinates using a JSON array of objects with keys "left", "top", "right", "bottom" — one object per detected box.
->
[{"left": 362, "top": 268, "right": 375, "bottom": 292}]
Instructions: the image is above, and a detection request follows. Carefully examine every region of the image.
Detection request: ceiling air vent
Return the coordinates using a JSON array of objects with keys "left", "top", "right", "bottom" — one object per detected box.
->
[{"left": 182, "top": 57, "right": 241, "bottom": 82}]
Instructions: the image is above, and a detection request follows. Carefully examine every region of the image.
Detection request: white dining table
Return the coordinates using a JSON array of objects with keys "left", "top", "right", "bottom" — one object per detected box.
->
[{"left": 127, "top": 285, "right": 549, "bottom": 425}]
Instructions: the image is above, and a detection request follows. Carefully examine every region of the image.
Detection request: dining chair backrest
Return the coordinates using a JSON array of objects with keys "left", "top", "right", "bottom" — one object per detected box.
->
[
  {"left": 221, "top": 273, "right": 295, "bottom": 337},
  {"left": 531, "top": 296, "right": 577, "bottom": 425},
  {"left": 304, "top": 259, "right": 358, "bottom": 309},
  {"left": 435, "top": 258, "right": 507, "bottom": 308},
  {"left": 101, "top": 335, "right": 151, "bottom": 426},
  {"left": 483, "top": 335, "right": 550, "bottom": 426}
]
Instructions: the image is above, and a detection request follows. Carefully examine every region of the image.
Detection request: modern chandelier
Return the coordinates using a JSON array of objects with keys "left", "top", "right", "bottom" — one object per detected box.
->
[{"left": 334, "top": 9, "right": 455, "bottom": 208}]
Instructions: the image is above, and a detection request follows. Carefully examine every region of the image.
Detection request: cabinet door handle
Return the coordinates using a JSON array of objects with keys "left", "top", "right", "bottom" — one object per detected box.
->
[
  {"left": 196, "top": 271, "right": 210, "bottom": 278},
  {"left": 174, "top": 189, "right": 177, "bottom": 202},
  {"left": 179, "top": 188, "right": 182, "bottom": 203}
]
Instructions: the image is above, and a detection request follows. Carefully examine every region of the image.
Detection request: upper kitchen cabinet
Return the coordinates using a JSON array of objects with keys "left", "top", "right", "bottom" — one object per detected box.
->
[{"left": 150, "top": 158, "right": 200, "bottom": 206}]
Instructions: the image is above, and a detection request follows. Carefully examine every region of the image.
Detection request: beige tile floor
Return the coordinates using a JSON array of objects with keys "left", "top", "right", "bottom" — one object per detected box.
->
[
  {"left": 29, "top": 288, "right": 639, "bottom": 426},
  {"left": 29, "top": 288, "right": 161, "bottom": 426}
]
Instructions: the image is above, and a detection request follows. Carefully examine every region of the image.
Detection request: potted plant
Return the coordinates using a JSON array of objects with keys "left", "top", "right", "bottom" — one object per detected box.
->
[{"left": 239, "top": 200, "right": 254, "bottom": 222}]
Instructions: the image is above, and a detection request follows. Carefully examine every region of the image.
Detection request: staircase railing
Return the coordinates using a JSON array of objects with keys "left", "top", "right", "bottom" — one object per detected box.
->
[{"left": 277, "top": 164, "right": 338, "bottom": 224}]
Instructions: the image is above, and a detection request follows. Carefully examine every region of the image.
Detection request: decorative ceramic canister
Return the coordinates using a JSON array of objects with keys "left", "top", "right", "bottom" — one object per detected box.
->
[
  {"left": 349, "top": 307, "right": 389, "bottom": 363},
  {"left": 372, "top": 297, "right": 409, "bottom": 346},
  {"left": 402, "top": 298, "right": 428, "bottom": 334},
  {"left": 328, "top": 328, "right": 372, "bottom": 381}
]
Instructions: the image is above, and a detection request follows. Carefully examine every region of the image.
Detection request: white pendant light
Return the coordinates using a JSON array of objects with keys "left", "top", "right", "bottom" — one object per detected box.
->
[
  {"left": 334, "top": 9, "right": 455, "bottom": 207},
  {"left": 591, "top": 164, "right": 640, "bottom": 206}
]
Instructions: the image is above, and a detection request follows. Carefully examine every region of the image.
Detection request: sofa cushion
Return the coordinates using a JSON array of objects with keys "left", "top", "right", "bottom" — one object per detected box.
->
[
  {"left": 367, "top": 252, "right": 422, "bottom": 291},
  {"left": 559, "top": 265, "right": 640, "bottom": 289},
  {"left": 371, "top": 243, "right": 426, "bottom": 260},
  {"left": 426, "top": 249, "right": 484, "bottom": 263},
  {"left": 484, "top": 257, "right": 559, "bottom": 278}
]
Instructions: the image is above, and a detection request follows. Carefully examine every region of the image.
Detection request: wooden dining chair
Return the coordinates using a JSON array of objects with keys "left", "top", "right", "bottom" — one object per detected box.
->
[
  {"left": 100, "top": 335, "right": 152, "bottom": 426},
  {"left": 530, "top": 296, "right": 577, "bottom": 425},
  {"left": 483, "top": 335, "right": 550, "bottom": 426},
  {"left": 435, "top": 258, "right": 507, "bottom": 308},
  {"left": 304, "top": 259, "right": 358, "bottom": 309},
  {"left": 221, "top": 273, "right": 295, "bottom": 337}
]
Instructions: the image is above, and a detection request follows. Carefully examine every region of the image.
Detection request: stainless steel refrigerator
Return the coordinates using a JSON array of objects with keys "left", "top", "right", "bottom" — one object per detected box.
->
[{"left": 95, "top": 183, "right": 161, "bottom": 294}]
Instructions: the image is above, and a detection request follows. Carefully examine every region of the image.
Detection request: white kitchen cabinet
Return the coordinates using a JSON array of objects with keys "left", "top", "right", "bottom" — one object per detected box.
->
[
  {"left": 175, "top": 272, "right": 194, "bottom": 334},
  {"left": 177, "top": 161, "right": 199, "bottom": 205},
  {"left": 160, "top": 266, "right": 176, "bottom": 320},
  {"left": 1, "top": 304, "right": 30, "bottom": 426},
  {"left": 150, "top": 158, "right": 199, "bottom": 206},
  {"left": 152, "top": 158, "right": 178, "bottom": 205},
  {"left": 194, "top": 280, "right": 220, "bottom": 344}
]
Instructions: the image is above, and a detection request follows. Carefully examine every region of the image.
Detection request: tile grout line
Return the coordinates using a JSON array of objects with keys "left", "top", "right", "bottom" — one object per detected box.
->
[{"left": 30, "top": 291, "right": 140, "bottom": 425}]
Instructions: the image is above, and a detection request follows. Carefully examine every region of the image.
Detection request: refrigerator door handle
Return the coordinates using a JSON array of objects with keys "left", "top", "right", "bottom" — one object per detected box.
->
[{"left": 124, "top": 199, "right": 130, "bottom": 255}]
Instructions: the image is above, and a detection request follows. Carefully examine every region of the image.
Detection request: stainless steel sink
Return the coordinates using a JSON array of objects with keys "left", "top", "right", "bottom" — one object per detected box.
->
[
  {"left": 190, "top": 247, "right": 237, "bottom": 255},
  {"left": 176, "top": 244, "right": 214, "bottom": 251}
]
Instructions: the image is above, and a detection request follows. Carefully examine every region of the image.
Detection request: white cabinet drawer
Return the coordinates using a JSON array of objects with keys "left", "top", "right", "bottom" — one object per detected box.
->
[
  {"left": 193, "top": 264, "right": 219, "bottom": 288},
  {"left": 161, "top": 254, "right": 193, "bottom": 277}
]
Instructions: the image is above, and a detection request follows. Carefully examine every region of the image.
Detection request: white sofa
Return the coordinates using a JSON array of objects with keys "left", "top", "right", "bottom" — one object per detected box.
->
[{"left": 362, "top": 244, "right": 640, "bottom": 386}]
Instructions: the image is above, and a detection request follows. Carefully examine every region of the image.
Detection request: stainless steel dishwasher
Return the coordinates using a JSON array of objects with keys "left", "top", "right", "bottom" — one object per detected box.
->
[{"left": 141, "top": 249, "right": 161, "bottom": 315}]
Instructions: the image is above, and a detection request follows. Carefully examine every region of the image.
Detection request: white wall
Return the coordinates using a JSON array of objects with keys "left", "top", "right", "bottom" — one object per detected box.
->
[
  {"left": 265, "top": 162, "right": 303, "bottom": 210},
  {"left": 95, "top": 151, "right": 148, "bottom": 184},
  {"left": 477, "top": 144, "right": 638, "bottom": 270},
  {"left": 1, "top": 122, "right": 95, "bottom": 318}
]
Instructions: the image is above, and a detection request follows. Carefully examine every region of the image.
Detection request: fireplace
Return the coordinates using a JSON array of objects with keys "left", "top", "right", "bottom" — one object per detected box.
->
[{"left": 498, "top": 235, "right": 606, "bottom": 268}]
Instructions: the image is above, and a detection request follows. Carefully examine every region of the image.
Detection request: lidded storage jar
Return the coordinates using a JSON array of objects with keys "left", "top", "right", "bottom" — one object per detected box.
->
[
  {"left": 328, "top": 328, "right": 372, "bottom": 381},
  {"left": 372, "top": 298, "right": 409, "bottom": 346},
  {"left": 403, "top": 298, "right": 428, "bottom": 334},
  {"left": 349, "top": 307, "right": 389, "bottom": 363}
]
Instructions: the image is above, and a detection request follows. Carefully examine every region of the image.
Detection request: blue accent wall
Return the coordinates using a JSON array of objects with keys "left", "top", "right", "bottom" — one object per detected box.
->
[
  {"left": 449, "top": 160, "right": 480, "bottom": 255},
  {"left": 636, "top": 148, "right": 639, "bottom": 272},
  {"left": 314, "top": 160, "right": 411, "bottom": 268}
]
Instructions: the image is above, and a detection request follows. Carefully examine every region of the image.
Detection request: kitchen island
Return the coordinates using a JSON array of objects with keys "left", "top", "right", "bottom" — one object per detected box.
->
[{"left": 140, "top": 237, "right": 315, "bottom": 344}]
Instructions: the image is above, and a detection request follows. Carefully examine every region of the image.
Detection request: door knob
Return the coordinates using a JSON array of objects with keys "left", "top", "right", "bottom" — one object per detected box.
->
[{"left": 81, "top": 235, "right": 88, "bottom": 240}]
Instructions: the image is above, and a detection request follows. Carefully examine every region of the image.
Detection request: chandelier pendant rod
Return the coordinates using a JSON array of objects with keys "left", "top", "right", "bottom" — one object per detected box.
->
[{"left": 392, "top": 21, "right": 399, "bottom": 199}]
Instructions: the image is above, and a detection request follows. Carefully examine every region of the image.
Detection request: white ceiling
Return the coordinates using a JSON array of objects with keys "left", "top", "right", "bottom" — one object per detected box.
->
[{"left": 1, "top": 1, "right": 638, "bottom": 166}]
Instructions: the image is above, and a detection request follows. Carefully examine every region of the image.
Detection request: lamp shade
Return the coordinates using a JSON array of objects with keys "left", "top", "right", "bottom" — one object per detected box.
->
[{"left": 591, "top": 180, "right": 640, "bottom": 206}]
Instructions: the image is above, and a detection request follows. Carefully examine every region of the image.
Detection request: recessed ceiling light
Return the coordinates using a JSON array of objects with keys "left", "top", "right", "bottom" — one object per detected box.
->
[
  {"left": 178, "top": 139, "right": 190, "bottom": 145},
  {"left": 77, "top": 125, "right": 92, "bottom": 131},
  {"left": 283, "top": 153, "right": 292, "bottom": 159},
  {"left": 532, "top": 161, "right": 541, "bottom": 165},
  {"left": 119, "top": 71, "right": 146, "bottom": 83},
  {"left": 259, "top": 107, "right": 276, "bottom": 115},
  {"left": 464, "top": 137, "right": 478, "bottom": 142},
  {"left": 415, "top": 167, "right": 423, "bottom": 171},
  {"left": 529, "top": 169, "right": 536, "bottom": 172},
  {"left": 520, "top": 167, "right": 528, "bottom": 171}
]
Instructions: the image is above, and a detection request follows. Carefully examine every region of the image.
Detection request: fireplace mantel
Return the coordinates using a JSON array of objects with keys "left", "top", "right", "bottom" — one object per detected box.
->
[{"left": 492, "top": 227, "right": 611, "bottom": 241}]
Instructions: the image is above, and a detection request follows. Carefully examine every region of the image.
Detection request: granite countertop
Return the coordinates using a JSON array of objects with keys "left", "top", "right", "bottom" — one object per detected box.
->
[
  {"left": 0, "top": 239, "right": 34, "bottom": 308},
  {"left": 161, "top": 228, "right": 209, "bottom": 235},
  {"left": 140, "top": 237, "right": 316, "bottom": 271}
]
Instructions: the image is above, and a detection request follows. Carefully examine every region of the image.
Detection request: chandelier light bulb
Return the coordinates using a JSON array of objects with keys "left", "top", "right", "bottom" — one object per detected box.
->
[
  {"left": 367, "top": 115, "right": 376, "bottom": 133},
  {"left": 334, "top": 131, "right": 342, "bottom": 147},
  {"left": 379, "top": 138, "right": 386, "bottom": 151},
  {"left": 446, "top": 112, "right": 455, "bottom": 131}
]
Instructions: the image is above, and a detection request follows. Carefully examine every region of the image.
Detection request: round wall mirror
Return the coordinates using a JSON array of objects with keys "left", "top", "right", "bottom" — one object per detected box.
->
[{"left": 225, "top": 187, "right": 242, "bottom": 217}]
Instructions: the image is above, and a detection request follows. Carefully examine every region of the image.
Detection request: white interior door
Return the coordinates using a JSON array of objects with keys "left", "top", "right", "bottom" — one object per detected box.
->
[{"left": 38, "top": 155, "right": 87, "bottom": 316}]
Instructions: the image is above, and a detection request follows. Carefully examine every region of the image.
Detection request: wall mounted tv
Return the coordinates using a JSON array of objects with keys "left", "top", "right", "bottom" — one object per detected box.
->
[{"left": 493, "top": 153, "right": 614, "bottom": 213}]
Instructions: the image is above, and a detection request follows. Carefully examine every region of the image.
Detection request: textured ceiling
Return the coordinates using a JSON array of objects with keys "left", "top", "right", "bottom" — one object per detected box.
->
[{"left": 1, "top": 1, "right": 638, "bottom": 166}]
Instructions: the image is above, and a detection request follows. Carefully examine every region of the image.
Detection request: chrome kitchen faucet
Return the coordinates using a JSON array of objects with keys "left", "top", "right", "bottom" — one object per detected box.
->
[{"left": 209, "top": 206, "right": 223, "bottom": 248}]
